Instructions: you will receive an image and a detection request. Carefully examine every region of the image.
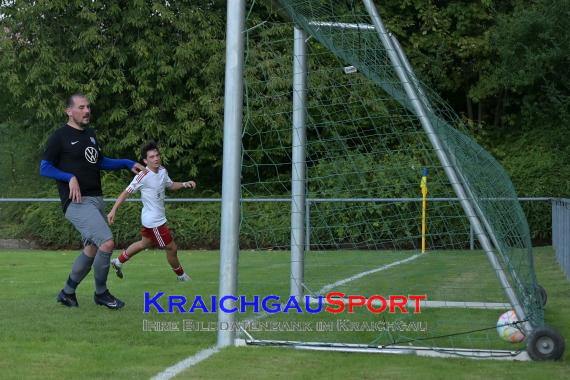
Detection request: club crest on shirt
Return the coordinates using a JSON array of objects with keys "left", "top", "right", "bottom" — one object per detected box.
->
[{"left": 90, "top": 137, "right": 96, "bottom": 145}]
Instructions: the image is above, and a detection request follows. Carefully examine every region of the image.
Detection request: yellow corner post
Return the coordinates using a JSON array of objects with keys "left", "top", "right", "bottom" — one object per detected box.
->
[{"left": 420, "top": 167, "right": 428, "bottom": 254}]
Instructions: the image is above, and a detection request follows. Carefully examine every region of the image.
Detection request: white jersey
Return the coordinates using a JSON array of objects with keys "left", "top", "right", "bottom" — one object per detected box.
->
[{"left": 126, "top": 166, "right": 173, "bottom": 228}]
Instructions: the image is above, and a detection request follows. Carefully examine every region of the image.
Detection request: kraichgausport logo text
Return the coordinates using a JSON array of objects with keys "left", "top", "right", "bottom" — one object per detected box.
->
[{"left": 143, "top": 292, "right": 427, "bottom": 314}]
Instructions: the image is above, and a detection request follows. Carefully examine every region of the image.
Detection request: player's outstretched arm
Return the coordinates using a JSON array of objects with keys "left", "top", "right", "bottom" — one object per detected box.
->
[
  {"left": 168, "top": 180, "right": 197, "bottom": 191},
  {"left": 99, "top": 157, "right": 146, "bottom": 174},
  {"left": 107, "top": 190, "right": 131, "bottom": 225}
]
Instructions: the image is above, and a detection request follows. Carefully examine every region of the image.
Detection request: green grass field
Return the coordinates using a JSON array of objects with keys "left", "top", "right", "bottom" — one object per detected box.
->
[{"left": 0, "top": 246, "right": 568, "bottom": 379}]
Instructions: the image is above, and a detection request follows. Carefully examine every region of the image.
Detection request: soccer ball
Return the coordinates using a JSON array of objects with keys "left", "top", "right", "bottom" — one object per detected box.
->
[{"left": 496, "top": 310, "right": 526, "bottom": 343}]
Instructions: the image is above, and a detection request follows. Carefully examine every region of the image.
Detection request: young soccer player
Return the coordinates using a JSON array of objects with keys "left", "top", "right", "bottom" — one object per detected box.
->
[{"left": 107, "top": 141, "right": 196, "bottom": 281}]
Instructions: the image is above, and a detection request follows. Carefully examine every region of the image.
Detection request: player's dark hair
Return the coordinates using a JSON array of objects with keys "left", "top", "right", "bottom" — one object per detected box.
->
[
  {"left": 141, "top": 141, "right": 160, "bottom": 160},
  {"left": 66, "top": 92, "right": 88, "bottom": 109}
]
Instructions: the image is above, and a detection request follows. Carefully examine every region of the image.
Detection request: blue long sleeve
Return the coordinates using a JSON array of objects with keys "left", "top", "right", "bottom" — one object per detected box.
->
[
  {"left": 99, "top": 157, "right": 136, "bottom": 171},
  {"left": 40, "top": 160, "right": 74, "bottom": 182}
]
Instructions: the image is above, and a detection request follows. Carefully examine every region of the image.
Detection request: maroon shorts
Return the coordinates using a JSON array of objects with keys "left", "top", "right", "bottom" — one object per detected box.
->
[{"left": 141, "top": 224, "right": 173, "bottom": 248}]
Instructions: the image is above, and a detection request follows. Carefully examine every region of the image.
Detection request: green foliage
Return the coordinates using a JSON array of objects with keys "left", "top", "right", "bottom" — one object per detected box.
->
[
  {"left": 1, "top": 0, "right": 566, "bottom": 247},
  {"left": 16, "top": 198, "right": 287, "bottom": 249},
  {"left": 241, "top": 202, "right": 291, "bottom": 248},
  {"left": 471, "top": 0, "right": 570, "bottom": 200},
  {"left": 472, "top": 0, "right": 570, "bottom": 114},
  {"left": 0, "top": 122, "right": 48, "bottom": 197},
  {"left": 375, "top": 0, "right": 570, "bottom": 203},
  {"left": 306, "top": 152, "right": 469, "bottom": 249},
  {"left": 21, "top": 203, "right": 79, "bottom": 248},
  {"left": 0, "top": 0, "right": 227, "bottom": 181},
  {"left": 380, "top": 0, "right": 497, "bottom": 96}
]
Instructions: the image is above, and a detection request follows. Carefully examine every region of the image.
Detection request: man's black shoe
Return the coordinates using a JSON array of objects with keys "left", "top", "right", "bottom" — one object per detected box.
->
[
  {"left": 57, "top": 289, "right": 79, "bottom": 307},
  {"left": 94, "top": 290, "right": 125, "bottom": 310}
]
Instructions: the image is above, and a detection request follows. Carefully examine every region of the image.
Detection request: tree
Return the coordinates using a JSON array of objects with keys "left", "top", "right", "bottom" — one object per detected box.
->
[
  {"left": 472, "top": 0, "right": 570, "bottom": 132},
  {"left": 374, "top": 0, "right": 505, "bottom": 122},
  {"left": 0, "top": 0, "right": 227, "bottom": 183},
  {"left": 471, "top": 0, "right": 570, "bottom": 197}
]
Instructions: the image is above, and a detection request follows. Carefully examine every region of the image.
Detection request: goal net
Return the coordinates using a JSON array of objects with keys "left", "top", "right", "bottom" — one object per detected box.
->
[{"left": 232, "top": 0, "right": 545, "bottom": 358}]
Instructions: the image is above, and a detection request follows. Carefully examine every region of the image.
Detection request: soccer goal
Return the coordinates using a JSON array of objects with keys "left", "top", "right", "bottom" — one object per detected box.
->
[{"left": 217, "top": 0, "right": 564, "bottom": 361}]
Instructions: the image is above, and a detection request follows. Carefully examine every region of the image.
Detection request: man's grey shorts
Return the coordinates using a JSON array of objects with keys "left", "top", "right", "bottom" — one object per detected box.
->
[{"left": 65, "top": 196, "right": 113, "bottom": 247}]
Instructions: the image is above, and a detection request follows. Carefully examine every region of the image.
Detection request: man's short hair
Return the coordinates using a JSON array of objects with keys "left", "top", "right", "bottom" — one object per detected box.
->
[
  {"left": 66, "top": 92, "right": 88, "bottom": 109},
  {"left": 141, "top": 141, "right": 160, "bottom": 160}
]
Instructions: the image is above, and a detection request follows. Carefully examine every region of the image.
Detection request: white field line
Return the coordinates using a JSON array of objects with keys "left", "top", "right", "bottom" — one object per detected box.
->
[
  {"left": 150, "top": 346, "right": 219, "bottom": 380},
  {"left": 150, "top": 253, "right": 421, "bottom": 379},
  {"left": 317, "top": 253, "right": 422, "bottom": 294},
  {"left": 242, "top": 253, "right": 423, "bottom": 325}
]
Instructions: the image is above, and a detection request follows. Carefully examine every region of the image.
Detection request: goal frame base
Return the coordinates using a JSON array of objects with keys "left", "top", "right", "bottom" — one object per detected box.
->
[{"left": 235, "top": 338, "right": 530, "bottom": 361}]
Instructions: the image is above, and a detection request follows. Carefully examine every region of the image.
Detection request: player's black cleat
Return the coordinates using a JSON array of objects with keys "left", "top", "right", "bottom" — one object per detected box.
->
[
  {"left": 111, "top": 258, "right": 124, "bottom": 279},
  {"left": 94, "top": 290, "right": 125, "bottom": 310},
  {"left": 57, "top": 289, "right": 79, "bottom": 307}
]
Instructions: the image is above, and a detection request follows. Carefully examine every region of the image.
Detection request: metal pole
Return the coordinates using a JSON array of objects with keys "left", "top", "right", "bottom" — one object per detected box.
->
[
  {"left": 217, "top": 0, "right": 245, "bottom": 348},
  {"left": 305, "top": 199, "right": 311, "bottom": 252},
  {"left": 390, "top": 29, "right": 528, "bottom": 320},
  {"left": 388, "top": 34, "right": 432, "bottom": 113},
  {"left": 308, "top": 21, "right": 375, "bottom": 30},
  {"left": 551, "top": 199, "right": 557, "bottom": 258},
  {"left": 362, "top": 0, "right": 529, "bottom": 330},
  {"left": 565, "top": 200, "right": 568, "bottom": 276},
  {"left": 560, "top": 199, "right": 570, "bottom": 281},
  {"left": 391, "top": 32, "right": 528, "bottom": 296},
  {"left": 290, "top": 26, "right": 307, "bottom": 302},
  {"left": 391, "top": 32, "right": 508, "bottom": 257}
]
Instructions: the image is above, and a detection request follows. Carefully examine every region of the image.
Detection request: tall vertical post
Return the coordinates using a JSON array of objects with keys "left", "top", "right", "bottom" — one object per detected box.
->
[
  {"left": 217, "top": 0, "right": 245, "bottom": 348},
  {"left": 305, "top": 200, "right": 311, "bottom": 252},
  {"left": 290, "top": 26, "right": 308, "bottom": 302},
  {"left": 362, "top": 0, "right": 528, "bottom": 330}
]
